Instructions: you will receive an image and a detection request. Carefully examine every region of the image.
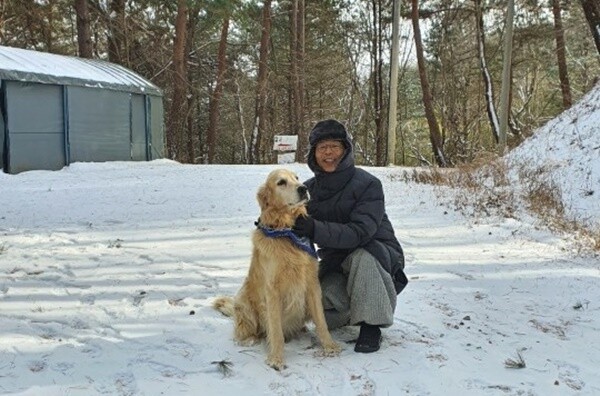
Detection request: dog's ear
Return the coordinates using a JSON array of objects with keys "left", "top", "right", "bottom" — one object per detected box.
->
[{"left": 257, "top": 183, "right": 270, "bottom": 210}]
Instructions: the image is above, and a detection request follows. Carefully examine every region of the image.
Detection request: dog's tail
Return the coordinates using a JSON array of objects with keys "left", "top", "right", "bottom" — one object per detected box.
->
[{"left": 212, "top": 296, "right": 235, "bottom": 317}]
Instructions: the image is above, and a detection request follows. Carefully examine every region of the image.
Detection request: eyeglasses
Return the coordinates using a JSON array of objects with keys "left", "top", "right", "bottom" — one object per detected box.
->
[{"left": 316, "top": 143, "right": 345, "bottom": 153}]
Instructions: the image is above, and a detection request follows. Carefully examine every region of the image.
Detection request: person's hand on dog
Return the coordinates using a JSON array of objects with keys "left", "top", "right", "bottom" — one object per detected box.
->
[{"left": 292, "top": 215, "right": 315, "bottom": 238}]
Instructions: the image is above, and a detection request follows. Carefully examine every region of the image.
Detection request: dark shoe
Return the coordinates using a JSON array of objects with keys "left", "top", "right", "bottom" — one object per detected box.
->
[{"left": 354, "top": 324, "right": 381, "bottom": 353}]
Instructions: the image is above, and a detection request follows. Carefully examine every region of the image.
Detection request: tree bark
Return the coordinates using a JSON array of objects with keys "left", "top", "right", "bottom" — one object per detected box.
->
[
  {"left": 289, "top": 0, "right": 299, "bottom": 137},
  {"left": 74, "top": 0, "right": 92, "bottom": 58},
  {"left": 167, "top": 0, "right": 189, "bottom": 162},
  {"left": 185, "top": 4, "right": 200, "bottom": 164},
  {"left": 250, "top": 0, "right": 272, "bottom": 164},
  {"left": 234, "top": 78, "right": 250, "bottom": 164},
  {"left": 580, "top": 0, "right": 600, "bottom": 55},
  {"left": 474, "top": 0, "right": 500, "bottom": 143},
  {"left": 371, "top": 0, "right": 385, "bottom": 166},
  {"left": 207, "top": 17, "right": 230, "bottom": 164},
  {"left": 107, "top": 0, "right": 125, "bottom": 64},
  {"left": 387, "top": 0, "right": 400, "bottom": 165},
  {"left": 411, "top": 0, "right": 447, "bottom": 167},
  {"left": 296, "top": 0, "right": 306, "bottom": 160},
  {"left": 498, "top": 0, "right": 514, "bottom": 155},
  {"left": 552, "top": 0, "right": 572, "bottom": 109},
  {"left": 288, "top": 0, "right": 307, "bottom": 161}
]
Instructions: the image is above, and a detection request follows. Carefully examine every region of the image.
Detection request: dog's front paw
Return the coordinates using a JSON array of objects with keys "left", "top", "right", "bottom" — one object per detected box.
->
[
  {"left": 321, "top": 341, "right": 342, "bottom": 357},
  {"left": 266, "top": 355, "right": 286, "bottom": 371},
  {"left": 236, "top": 336, "right": 260, "bottom": 347}
]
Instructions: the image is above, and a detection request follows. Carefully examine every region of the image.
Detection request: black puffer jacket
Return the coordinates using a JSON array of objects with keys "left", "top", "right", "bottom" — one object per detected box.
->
[{"left": 305, "top": 119, "right": 408, "bottom": 294}]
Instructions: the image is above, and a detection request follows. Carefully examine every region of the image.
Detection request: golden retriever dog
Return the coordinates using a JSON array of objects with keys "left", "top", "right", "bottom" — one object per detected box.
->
[{"left": 213, "top": 168, "right": 341, "bottom": 370}]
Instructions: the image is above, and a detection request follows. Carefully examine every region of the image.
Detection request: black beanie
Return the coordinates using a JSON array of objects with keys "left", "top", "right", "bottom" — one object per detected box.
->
[{"left": 308, "top": 119, "right": 351, "bottom": 149}]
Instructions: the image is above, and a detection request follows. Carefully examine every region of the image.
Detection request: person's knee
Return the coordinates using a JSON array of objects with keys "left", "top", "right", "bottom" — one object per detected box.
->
[{"left": 342, "top": 248, "right": 378, "bottom": 273}]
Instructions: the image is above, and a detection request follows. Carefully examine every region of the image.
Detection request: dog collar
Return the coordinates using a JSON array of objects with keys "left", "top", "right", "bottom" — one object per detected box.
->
[{"left": 255, "top": 222, "right": 318, "bottom": 259}]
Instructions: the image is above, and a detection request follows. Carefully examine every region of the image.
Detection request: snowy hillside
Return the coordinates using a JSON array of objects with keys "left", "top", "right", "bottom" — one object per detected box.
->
[{"left": 507, "top": 81, "right": 600, "bottom": 232}]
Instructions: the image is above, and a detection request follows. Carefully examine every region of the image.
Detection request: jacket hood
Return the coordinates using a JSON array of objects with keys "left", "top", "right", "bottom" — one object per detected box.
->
[{"left": 307, "top": 119, "right": 354, "bottom": 174}]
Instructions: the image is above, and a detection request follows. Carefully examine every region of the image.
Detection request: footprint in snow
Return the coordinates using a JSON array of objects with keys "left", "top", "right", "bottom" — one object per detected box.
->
[
  {"left": 138, "top": 254, "right": 154, "bottom": 263},
  {"left": 28, "top": 360, "right": 47, "bottom": 373},
  {"left": 80, "top": 294, "right": 96, "bottom": 305},
  {"left": 555, "top": 361, "right": 585, "bottom": 391},
  {"left": 95, "top": 372, "right": 137, "bottom": 396}
]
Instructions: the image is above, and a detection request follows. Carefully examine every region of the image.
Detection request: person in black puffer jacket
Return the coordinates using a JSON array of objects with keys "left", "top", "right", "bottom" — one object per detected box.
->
[{"left": 292, "top": 119, "right": 408, "bottom": 353}]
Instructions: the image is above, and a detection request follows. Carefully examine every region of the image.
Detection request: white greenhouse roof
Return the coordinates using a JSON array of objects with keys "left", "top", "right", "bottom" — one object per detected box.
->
[{"left": 0, "top": 45, "right": 162, "bottom": 96}]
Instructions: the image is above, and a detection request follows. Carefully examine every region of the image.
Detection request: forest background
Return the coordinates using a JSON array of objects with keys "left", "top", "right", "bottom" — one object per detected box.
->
[{"left": 1, "top": 0, "right": 599, "bottom": 167}]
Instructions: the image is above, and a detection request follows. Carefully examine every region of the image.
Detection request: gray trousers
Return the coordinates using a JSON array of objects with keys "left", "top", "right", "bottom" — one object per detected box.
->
[{"left": 320, "top": 248, "right": 397, "bottom": 330}]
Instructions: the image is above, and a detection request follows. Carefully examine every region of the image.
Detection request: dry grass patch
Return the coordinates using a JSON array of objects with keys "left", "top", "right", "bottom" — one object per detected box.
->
[
  {"left": 504, "top": 350, "right": 527, "bottom": 369},
  {"left": 398, "top": 154, "right": 516, "bottom": 219},
  {"left": 396, "top": 156, "right": 599, "bottom": 253},
  {"left": 517, "top": 166, "right": 565, "bottom": 225},
  {"left": 516, "top": 164, "right": 600, "bottom": 253}
]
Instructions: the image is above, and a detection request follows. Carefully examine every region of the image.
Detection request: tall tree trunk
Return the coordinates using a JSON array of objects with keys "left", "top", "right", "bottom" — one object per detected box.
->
[
  {"left": 167, "top": 0, "right": 189, "bottom": 162},
  {"left": 387, "top": 0, "right": 400, "bottom": 165},
  {"left": 249, "top": 0, "right": 272, "bottom": 164},
  {"left": 474, "top": 0, "right": 500, "bottom": 143},
  {"left": 234, "top": 77, "right": 249, "bottom": 164},
  {"left": 377, "top": 0, "right": 385, "bottom": 165},
  {"left": 185, "top": 4, "right": 200, "bottom": 164},
  {"left": 289, "top": 0, "right": 299, "bottom": 137},
  {"left": 289, "top": 0, "right": 306, "bottom": 161},
  {"left": 498, "top": 0, "right": 514, "bottom": 155},
  {"left": 107, "top": 0, "right": 125, "bottom": 64},
  {"left": 371, "top": 0, "right": 385, "bottom": 166},
  {"left": 552, "top": 0, "right": 572, "bottom": 109},
  {"left": 0, "top": 2, "right": 4, "bottom": 43},
  {"left": 207, "top": 17, "right": 230, "bottom": 164},
  {"left": 44, "top": 1, "right": 55, "bottom": 52},
  {"left": 580, "top": 0, "right": 600, "bottom": 55},
  {"left": 74, "top": 0, "right": 92, "bottom": 58},
  {"left": 411, "top": 0, "right": 447, "bottom": 167},
  {"left": 296, "top": 0, "right": 306, "bottom": 160}
]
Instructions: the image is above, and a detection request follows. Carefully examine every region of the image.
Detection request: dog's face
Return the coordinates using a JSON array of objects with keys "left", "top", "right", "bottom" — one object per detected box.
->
[{"left": 257, "top": 169, "right": 309, "bottom": 228}]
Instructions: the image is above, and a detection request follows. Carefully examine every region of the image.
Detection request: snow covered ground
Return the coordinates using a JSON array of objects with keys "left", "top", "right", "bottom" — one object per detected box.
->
[
  {"left": 0, "top": 159, "right": 598, "bottom": 396},
  {"left": 0, "top": 84, "right": 598, "bottom": 395}
]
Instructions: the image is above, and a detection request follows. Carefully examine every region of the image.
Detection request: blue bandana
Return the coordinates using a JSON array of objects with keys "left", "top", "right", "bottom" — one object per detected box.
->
[{"left": 255, "top": 222, "right": 318, "bottom": 259}]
